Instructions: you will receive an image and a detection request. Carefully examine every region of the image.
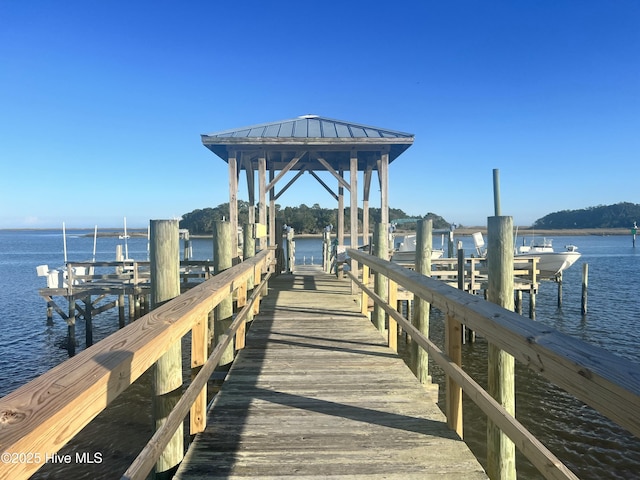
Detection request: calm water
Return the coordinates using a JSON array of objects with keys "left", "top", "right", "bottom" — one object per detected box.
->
[{"left": 0, "top": 230, "right": 639, "bottom": 478}]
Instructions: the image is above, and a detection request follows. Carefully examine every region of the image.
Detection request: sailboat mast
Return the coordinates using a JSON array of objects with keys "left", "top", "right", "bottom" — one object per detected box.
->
[
  {"left": 62, "top": 222, "right": 68, "bottom": 263},
  {"left": 123, "top": 217, "right": 129, "bottom": 260},
  {"left": 92, "top": 225, "right": 98, "bottom": 262}
]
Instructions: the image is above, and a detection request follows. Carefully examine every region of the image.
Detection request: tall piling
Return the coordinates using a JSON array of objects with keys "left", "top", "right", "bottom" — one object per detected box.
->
[
  {"left": 323, "top": 229, "right": 331, "bottom": 272},
  {"left": 412, "top": 219, "right": 432, "bottom": 384},
  {"left": 214, "top": 221, "right": 234, "bottom": 365},
  {"left": 150, "top": 219, "right": 183, "bottom": 479},
  {"left": 486, "top": 215, "right": 516, "bottom": 480}
]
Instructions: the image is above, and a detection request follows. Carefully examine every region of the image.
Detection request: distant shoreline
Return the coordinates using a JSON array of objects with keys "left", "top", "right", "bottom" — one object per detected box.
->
[
  {"left": 191, "top": 227, "right": 631, "bottom": 239},
  {"left": 0, "top": 227, "right": 632, "bottom": 238},
  {"left": 453, "top": 227, "right": 631, "bottom": 236}
]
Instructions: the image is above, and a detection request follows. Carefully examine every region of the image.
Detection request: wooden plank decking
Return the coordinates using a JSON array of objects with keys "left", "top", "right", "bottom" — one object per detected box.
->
[{"left": 175, "top": 265, "right": 487, "bottom": 479}]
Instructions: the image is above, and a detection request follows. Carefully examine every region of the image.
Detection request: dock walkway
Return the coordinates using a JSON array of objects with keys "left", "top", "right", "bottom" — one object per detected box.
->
[{"left": 175, "top": 265, "right": 487, "bottom": 479}]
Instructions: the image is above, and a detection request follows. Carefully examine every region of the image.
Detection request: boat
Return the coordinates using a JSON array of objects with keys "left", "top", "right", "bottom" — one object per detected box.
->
[
  {"left": 472, "top": 232, "right": 581, "bottom": 279},
  {"left": 515, "top": 237, "right": 581, "bottom": 279},
  {"left": 391, "top": 233, "right": 445, "bottom": 263}
]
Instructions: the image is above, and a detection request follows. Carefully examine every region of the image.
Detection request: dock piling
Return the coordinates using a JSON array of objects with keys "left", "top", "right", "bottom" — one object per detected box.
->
[
  {"left": 582, "top": 263, "right": 589, "bottom": 315},
  {"left": 557, "top": 271, "right": 563, "bottom": 308},
  {"left": 67, "top": 297, "right": 76, "bottom": 356},
  {"left": 486, "top": 215, "right": 516, "bottom": 480},
  {"left": 118, "top": 294, "right": 126, "bottom": 327},
  {"left": 150, "top": 219, "right": 183, "bottom": 479},
  {"left": 214, "top": 221, "right": 234, "bottom": 366},
  {"left": 83, "top": 296, "right": 92, "bottom": 347},
  {"left": 412, "top": 219, "right": 432, "bottom": 384}
]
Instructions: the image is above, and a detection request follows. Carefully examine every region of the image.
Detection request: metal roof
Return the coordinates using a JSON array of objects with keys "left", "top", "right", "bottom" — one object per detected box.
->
[
  {"left": 201, "top": 115, "right": 415, "bottom": 168},
  {"left": 203, "top": 114, "right": 414, "bottom": 140}
]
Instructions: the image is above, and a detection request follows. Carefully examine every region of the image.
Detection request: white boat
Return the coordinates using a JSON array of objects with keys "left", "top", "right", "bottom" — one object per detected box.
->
[
  {"left": 391, "top": 233, "right": 445, "bottom": 263},
  {"left": 472, "top": 232, "right": 581, "bottom": 279},
  {"left": 515, "top": 237, "right": 581, "bottom": 279}
]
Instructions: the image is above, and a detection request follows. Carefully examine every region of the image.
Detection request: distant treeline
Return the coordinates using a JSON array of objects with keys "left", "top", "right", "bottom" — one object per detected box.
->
[
  {"left": 533, "top": 202, "right": 640, "bottom": 229},
  {"left": 179, "top": 201, "right": 450, "bottom": 235}
]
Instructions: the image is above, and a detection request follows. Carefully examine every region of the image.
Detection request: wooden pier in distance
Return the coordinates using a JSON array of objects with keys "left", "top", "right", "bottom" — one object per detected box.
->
[
  {"left": 37, "top": 259, "right": 216, "bottom": 354},
  {"left": 174, "top": 265, "right": 487, "bottom": 479}
]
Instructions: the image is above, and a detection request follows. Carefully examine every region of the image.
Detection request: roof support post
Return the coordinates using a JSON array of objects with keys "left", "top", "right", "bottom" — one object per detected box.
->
[
  {"left": 243, "top": 152, "right": 256, "bottom": 224},
  {"left": 228, "top": 150, "right": 239, "bottom": 262},
  {"left": 350, "top": 152, "right": 358, "bottom": 291},
  {"left": 379, "top": 150, "right": 389, "bottom": 226},
  {"left": 269, "top": 166, "right": 276, "bottom": 247},
  {"left": 258, "top": 153, "right": 267, "bottom": 250},
  {"left": 338, "top": 168, "right": 345, "bottom": 250},
  {"left": 363, "top": 162, "right": 373, "bottom": 247}
]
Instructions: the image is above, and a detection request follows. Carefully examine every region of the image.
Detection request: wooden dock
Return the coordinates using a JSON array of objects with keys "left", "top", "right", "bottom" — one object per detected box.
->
[{"left": 175, "top": 265, "right": 487, "bottom": 479}]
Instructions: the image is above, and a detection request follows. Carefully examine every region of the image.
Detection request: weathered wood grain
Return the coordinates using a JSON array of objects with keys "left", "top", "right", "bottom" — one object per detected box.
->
[{"left": 175, "top": 268, "right": 487, "bottom": 479}]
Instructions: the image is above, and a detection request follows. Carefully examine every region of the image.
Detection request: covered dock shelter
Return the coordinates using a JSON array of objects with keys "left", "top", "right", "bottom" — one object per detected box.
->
[{"left": 201, "top": 114, "right": 415, "bottom": 260}]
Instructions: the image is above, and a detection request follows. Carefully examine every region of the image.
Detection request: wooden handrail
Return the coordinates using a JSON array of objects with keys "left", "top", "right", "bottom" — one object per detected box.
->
[
  {"left": 121, "top": 269, "right": 273, "bottom": 480},
  {"left": 0, "top": 249, "right": 273, "bottom": 480},
  {"left": 348, "top": 269, "right": 577, "bottom": 480},
  {"left": 348, "top": 248, "right": 640, "bottom": 478}
]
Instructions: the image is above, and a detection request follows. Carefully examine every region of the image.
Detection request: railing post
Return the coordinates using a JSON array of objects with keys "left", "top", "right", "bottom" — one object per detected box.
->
[
  {"left": 214, "top": 221, "right": 234, "bottom": 366},
  {"left": 190, "top": 312, "right": 207, "bottom": 435},
  {"left": 360, "top": 263, "right": 370, "bottom": 316},
  {"left": 445, "top": 313, "right": 463, "bottom": 437},
  {"left": 253, "top": 264, "right": 262, "bottom": 315},
  {"left": 150, "top": 219, "right": 183, "bottom": 479},
  {"left": 235, "top": 281, "right": 247, "bottom": 350},
  {"left": 373, "top": 223, "right": 388, "bottom": 333},
  {"left": 388, "top": 279, "right": 398, "bottom": 352},
  {"left": 486, "top": 215, "right": 516, "bottom": 480},
  {"left": 412, "top": 219, "right": 432, "bottom": 384},
  {"left": 446, "top": 238, "right": 464, "bottom": 437}
]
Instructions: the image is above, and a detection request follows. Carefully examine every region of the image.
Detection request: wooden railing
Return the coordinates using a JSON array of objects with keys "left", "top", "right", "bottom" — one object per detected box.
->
[
  {"left": 57, "top": 260, "right": 219, "bottom": 288},
  {"left": 347, "top": 248, "right": 640, "bottom": 480},
  {"left": 0, "top": 248, "right": 274, "bottom": 480},
  {"left": 394, "top": 256, "right": 539, "bottom": 294}
]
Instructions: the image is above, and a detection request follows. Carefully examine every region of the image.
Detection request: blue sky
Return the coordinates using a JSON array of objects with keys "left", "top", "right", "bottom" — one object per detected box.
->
[{"left": 1, "top": 1, "right": 638, "bottom": 229}]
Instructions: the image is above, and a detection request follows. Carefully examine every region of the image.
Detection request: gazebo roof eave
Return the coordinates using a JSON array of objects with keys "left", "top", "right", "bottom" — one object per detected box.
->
[
  {"left": 201, "top": 136, "right": 414, "bottom": 164},
  {"left": 200, "top": 135, "right": 413, "bottom": 146}
]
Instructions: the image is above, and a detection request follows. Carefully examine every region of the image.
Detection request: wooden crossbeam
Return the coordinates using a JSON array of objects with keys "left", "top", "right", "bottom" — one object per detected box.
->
[
  {"left": 274, "top": 166, "right": 307, "bottom": 201},
  {"left": 316, "top": 156, "right": 350, "bottom": 191},
  {"left": 308, "top": 170, "right": 338, "bottom": 201},
  {"left": 266, "top": 151, "right": 306, "bottom": 193}
]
